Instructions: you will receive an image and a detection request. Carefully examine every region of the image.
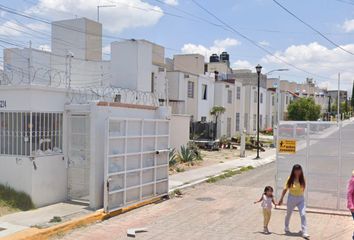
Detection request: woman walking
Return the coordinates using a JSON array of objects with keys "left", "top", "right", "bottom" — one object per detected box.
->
[
  {"left": 278, "top": 164, "right": 309, "bottom": 239},
  {"left": 347, "top": 170, "right": 354, "bottom": 240}
]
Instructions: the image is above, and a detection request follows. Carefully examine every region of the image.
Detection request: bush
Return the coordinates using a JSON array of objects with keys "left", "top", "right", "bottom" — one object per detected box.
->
[
  {"left": 178, "top": 145, "right": 195, "bottom": 163},
  {"left": 0, "top": 184, "right": 35, "bottom": 211},
  {"left": 169, "top": 148, "right": 178, "bottom": 167},
  {"left": 187, "top": 142, "right": 203, "bottom": 161}
]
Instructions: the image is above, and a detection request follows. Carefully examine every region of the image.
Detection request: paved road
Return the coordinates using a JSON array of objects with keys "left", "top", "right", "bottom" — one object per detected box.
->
[{"left": 54, "top": 163, "right": 352, "bottom": 240}]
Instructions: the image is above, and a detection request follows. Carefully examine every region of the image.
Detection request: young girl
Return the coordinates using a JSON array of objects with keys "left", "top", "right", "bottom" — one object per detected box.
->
[
  {"left": 278, "top": 164, "right": 309, "bottom": 239},
  {"left": 254, "top": 186, "right": 277, "bottom": 234}
]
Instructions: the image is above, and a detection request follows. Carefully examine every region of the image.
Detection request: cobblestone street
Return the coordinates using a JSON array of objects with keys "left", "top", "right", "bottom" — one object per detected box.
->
[{"left": 55, "top": 163, "right": 352, "bottom": 240}]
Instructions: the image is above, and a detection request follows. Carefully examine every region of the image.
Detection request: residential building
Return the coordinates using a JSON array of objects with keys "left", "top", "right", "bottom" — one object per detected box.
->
[
  {"left": 167, "top": 54, "right": 215, "bottom": 122},
  {"left": 327, "top": 90, "right": 348, "bottom": 105}
]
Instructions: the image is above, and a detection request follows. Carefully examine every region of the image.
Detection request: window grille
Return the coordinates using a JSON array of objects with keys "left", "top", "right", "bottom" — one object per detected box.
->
[{"left": 0, "top": 111, "right": 63, "bottom": 156}]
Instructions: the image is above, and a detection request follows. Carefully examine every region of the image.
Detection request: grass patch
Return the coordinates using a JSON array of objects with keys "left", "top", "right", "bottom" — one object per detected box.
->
[
  {"left": 49, "top": 216, "right": 62, "bottom": 223},
  {"left": 0, "top": 184, "right": 34, "bottom": 211},
  {"left": 206, "top": 165, "right": 254, "bottom": 183}
]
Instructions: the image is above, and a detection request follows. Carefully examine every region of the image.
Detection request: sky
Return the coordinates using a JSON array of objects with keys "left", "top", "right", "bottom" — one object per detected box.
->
[{"left": 0, "top": 0, "right": 354, "bottom": 93}]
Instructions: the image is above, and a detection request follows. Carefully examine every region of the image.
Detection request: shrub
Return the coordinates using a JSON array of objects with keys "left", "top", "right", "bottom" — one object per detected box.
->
[
  {"left": 169, "top": 148, "right": 178, "bottom": 167},
  {"left": 178, "top": 145, "right": 195, "bottom": 163},
  {"left": 0, "top": 184, "right": 35, "bottom": 211},
  {"left": 187, "top": 142, "right": 203, "bottom": 161}
]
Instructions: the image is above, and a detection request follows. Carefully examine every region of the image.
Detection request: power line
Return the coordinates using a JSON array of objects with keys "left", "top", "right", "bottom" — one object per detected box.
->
[
  {"left": 190, "top": 0, "right": 332, "bottom": 80},
  {"left": 272, "top": 0, "right": 354, "bottom": 56}
]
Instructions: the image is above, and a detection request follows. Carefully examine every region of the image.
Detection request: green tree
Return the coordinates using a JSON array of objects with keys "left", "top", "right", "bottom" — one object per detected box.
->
[
  {"left": 287, "top": 98, "right": 321, "bottom": 121},
  {"left": 210, "top": 105, "right": 226, "bottom": 139}
]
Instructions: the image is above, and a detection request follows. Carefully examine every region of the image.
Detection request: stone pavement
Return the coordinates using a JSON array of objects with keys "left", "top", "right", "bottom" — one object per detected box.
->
[
  {"left": 54, "top": 163, "right": 352, "bottom": 240},
  {"left": 169, "top": 148, "right": 276, "bottom": 190}
]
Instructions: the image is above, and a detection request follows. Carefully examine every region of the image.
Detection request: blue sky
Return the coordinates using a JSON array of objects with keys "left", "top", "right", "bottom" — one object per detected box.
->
[{"left": 1, "top": 0, "right": 354, "bottom": 92}]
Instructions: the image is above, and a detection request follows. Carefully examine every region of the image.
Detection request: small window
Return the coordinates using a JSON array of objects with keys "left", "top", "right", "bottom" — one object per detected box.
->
[
  {"left": 188, "top": 81, "right": 194, "bottom": 98},
  {"left": 201, "top": 116, "right": 207, "bottom": 122},
  {"left": 158, "top": 67, "right": 165, "bottom": 72},
  {"left": 236, "top": 113, "right": 240, "bottom": 131},
  {"left": 227, "top": 90, "right": 232, "bottom": 104},
  {"left": 236, "top": 87, "right": 241, "bottom": 100},
  {"left": 202, "top": 84, "right": 208, "bottom": 100},
  {"left": 260, "top": 93, "right": 263, "bottom": 104},
  {"left": 151, "top": 72, "right": 155, "bottom": 93},
  {"left": 253, "top": 114, "right": 257, "bottom": 131},
  {"left": 254, "top": 91, "right": 257, "bottom": 103},
  {"left": 184, "top": 74, "right": 190, "bottom": 78},
  {"left": 260, "top": 114, "right": 263, "bottom": 129},
  {"left": 272, "top": 95, "right": 275, "bottom": 106}
]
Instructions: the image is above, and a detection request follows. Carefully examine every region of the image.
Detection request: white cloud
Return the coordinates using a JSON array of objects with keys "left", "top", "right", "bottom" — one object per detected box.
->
[
  {"left": 26, "top": 0, "right": 164, "bottom": 33},
  {"left": 164, "top": 0, "right": 178, "bottom": 6},
  {"left": 342, "top": 19, "right": 354, "bottom": 33},
  {"left": 232, "top": 60, "right": 253, "bottom": 69},
  {"left": 181, "top": 38, "right": 240, "bottom": 58},
  {"left": 259, "top": 40, "right": 270, "bottom": 46},
  {"left": 262, "top": 42, "right": 354, "bottom": 91},
  {"left": 0, "top": 20, "right": 48, "bottom": 38}
]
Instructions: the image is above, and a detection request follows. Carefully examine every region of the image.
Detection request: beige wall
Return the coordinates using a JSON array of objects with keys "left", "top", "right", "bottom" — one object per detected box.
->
[
  {"left": 170, "top": 114, "right": 190, "bottom": 150},
  {"left": 173, "top": 54, "right": 204, "bottom": 75},
  {"left": 207, "top": 62, "right": 231, "bottom": 75}
]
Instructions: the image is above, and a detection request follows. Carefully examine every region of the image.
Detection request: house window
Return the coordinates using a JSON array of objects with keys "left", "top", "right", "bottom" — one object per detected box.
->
[
  {"left": 260, "top": 93, "right": 263, "bottom": 104},
  {"left": 202, "top": 84, "right": 208, "bottom": 100},
  {"left": 236, "top": 113, "right": 240, "bottom": 131},
  {"left": 253, "top": 114, "right": 257, "bottom": 131},
  {"left": 260, "top": 114, "right": 263, "bottom": 129},
  {"left": 151, "top": 72, "right": 155, "bottom": 93},
  {"left": 254, "top": 91, "right": 257, "bottom": 103},
  {"left": 227, "top": 90, "right": 232, "bottom": 104},
  {"left": 184, "top": 74, "right": 190, "bottom": 78},
  {"left": 227, "top": 117, "right": 231, "bottom": 137},
  {"left": 272, "top": 95, "right": 275, "bottom": 106},
  {"left": 201, "top": 116, "right": 207, "bottom": 122},
  {"left": 244, "top": 113, "right": 248, "bottom": 131},
  {"left": 0, "top": 112, "right": 63, "bottom": 156},
  {"left": 236, "top": 87, "right": 241, "bottom": 100},
  {"left": 188, "top": 81, "right": 194, "bottom": 98},
  {"left": 271, "top": 115, "right": 274, "bottom": 126},
  {"left": 158, "top": 67, "right": 165, "bottom": 72}
]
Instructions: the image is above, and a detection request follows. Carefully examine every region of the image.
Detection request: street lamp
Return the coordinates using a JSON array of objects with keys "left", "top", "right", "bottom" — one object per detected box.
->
[{"left": 255, "top": 64, "right": 262, "bottom": 159}]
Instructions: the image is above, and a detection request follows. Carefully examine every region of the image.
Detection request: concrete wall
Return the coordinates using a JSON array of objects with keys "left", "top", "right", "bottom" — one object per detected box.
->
[
  {"left": 173, "top": 54, "right": 204, "bottom": 75},
  {"left": 0, "top": 155, "right": 67, "bottom": 207},
  {"left": 170, "top": 114, "right": 190, "bottom": 150},
  {"left": 52, "top": 18, "right": 102, "bottom": 61}
]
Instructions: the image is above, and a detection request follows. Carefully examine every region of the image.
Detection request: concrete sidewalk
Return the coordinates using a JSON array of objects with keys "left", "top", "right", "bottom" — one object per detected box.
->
[{"left": 169, "top": 148, "right": 276, "bottom": 190}]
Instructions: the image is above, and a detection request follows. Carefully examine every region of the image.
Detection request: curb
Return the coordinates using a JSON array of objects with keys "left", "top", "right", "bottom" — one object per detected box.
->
[{"left": 2, "top": 197, "right": 163, "bottom": 240}]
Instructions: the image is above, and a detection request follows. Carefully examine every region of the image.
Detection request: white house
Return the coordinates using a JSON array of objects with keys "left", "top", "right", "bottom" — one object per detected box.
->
[{"left": 0, "top": 17, "right": 190, "bottom": 210}]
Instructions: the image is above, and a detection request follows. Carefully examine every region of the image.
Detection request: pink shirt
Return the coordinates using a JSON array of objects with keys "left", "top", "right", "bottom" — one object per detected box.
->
[{"left": 348, "top": 177, "right": 354, "bottom": 210}]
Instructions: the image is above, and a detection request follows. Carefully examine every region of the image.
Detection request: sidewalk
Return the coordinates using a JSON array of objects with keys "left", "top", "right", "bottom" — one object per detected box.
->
[{"left": 169, "top": 148, "right": 276, "bottom": 190}]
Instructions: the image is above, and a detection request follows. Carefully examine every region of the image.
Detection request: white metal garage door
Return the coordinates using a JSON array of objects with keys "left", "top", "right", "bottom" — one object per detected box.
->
[{"left": 104, "top": 118, "right": 170, "bottom": 213}]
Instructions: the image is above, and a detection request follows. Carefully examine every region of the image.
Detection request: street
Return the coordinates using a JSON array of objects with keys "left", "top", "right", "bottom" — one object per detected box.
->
[{"left": 54, "top": 163, "right": 352, "bottom": 240}]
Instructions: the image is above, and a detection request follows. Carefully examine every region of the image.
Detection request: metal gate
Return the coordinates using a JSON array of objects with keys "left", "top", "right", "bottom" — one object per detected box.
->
[
  {"left": 67, "top": 114, "right": 90, "bottom": 202},
  {"left": 276, "top": 120, "right": 354, "bottom": 211},
  {"left": 104, "top": 118, "right": 170, "bottom": 213}
]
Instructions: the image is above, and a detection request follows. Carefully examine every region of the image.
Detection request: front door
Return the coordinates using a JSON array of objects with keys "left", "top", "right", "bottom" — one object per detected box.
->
[{"left": 67, "top": 114, "right": 90, "bottom": 202}]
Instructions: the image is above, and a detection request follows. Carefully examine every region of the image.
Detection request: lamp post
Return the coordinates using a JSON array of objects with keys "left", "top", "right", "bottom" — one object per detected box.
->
[{"left": 255, "top": 64, "right": 262, "bottom": 159}]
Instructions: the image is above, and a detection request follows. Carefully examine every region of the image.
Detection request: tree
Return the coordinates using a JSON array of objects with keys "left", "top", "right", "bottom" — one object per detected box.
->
[
  {"left": 210, "top": 106, "right": 226, "bottom": 140},
  {"left": 287, "top": 98, "right": 321, "bottom": 121}
]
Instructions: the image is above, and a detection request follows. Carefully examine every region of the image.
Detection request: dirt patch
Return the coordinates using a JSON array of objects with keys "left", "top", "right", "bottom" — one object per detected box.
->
[
  {"left": 169, "top": 148, "right": 260, "bottom": 175},
  {"left": 0, "top": 200, "right": 19, "bottom": 217}
]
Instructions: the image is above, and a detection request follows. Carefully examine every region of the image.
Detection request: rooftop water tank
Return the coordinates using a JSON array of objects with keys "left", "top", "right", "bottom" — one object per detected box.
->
[
  {"left": 220, "top": 51, "right": 230, "bottom": 62},
  {"left": 209, "top": 53, "right": 219, "bottom": 63}
]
